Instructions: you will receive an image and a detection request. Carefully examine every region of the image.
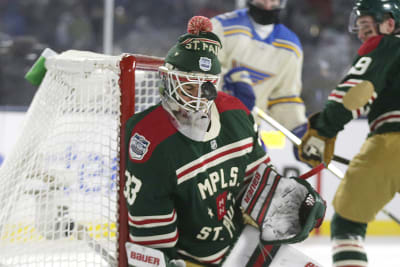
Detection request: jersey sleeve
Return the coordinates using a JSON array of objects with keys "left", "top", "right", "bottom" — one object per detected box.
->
[
  {"left": 211, "top": 17, "right": 228, "bottom": 70},
  {"left": 244, "top": 112, "right": 272, "bottom": 181},
  {"left": 313, "top": 36, "right": 395, "bottom": 138},
  {"left": 124, "top": 116, "right": 179, "bottom": 259},
  {"left": 267, "top": 38, "right": 307, "bottom": 131}
]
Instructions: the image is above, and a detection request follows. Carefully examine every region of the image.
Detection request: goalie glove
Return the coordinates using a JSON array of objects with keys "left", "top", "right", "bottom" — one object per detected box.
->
[
  {"left": 299, "top": 112, "right": 337, "bottom": 167},
  {"left": 241, "top": 163, "right": 326, "bottom": 244},
  {"left": 222, "top": 67, "right": 255, "bottom": 111}
]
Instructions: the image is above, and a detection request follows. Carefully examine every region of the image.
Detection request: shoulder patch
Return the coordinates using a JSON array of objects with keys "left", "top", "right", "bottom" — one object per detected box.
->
[
  {"left": 129, "top": 133, "right": 150, "bottom": 160},
  {"left": 128, "top": 106, "right": 177, "bottom": 163},
  {"left": 358, "top": 35, "right": 384, "bottom": 56},
  {"left": 214, "top": 91, "right": 250, "bottom": 115}
]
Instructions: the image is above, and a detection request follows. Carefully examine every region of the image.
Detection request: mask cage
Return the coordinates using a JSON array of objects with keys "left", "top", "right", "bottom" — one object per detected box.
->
[{"left": 159, "top": 66, "right": 220, "bottom": 113}]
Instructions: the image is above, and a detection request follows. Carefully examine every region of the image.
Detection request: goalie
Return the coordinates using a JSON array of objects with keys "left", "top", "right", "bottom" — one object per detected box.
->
[{"left": 124, "top": 16, "right": 325, "bottom": 267}]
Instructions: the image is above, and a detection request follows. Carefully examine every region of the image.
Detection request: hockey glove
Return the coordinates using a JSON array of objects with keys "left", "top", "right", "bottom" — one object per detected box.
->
[
  {"left": 299, "top": 113, "right": 336, "bottom": 167},
  {"left": 241, "top": 163, "right": 326, "bottom": 244},
  {"left": 222, "top": 67, "right": 255, "bottom": 111}
]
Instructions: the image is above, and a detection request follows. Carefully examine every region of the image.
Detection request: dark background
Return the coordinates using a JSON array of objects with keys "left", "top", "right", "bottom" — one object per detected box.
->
[{"left": 0, "top": 0, "right": 360, "bottom": 114}]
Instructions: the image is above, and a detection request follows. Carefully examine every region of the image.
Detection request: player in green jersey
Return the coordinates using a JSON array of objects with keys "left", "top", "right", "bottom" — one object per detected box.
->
[
  {"left": 124, "top": 16, "right": 325, "bottom": 267},
  {"left": 298, "top": 0, "right": 400, "bottom": 266}
]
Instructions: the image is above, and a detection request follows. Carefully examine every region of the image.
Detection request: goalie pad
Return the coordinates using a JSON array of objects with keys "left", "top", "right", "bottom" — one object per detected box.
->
[
  {"left": 126, "top": 242, "right": 187, "bottom": 267},
  {"left": 241, "top": 163, "right": 326, "bottom": 244},
  {"left": 222, "top": 225, "right": 323, "bottom": 267},
  {"left": 126, "top": 242, "right": 167, "bottom": 267}
]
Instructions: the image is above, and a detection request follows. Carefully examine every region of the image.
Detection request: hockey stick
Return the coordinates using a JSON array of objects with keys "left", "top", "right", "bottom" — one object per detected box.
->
[
  {"left": 75, "top": 223, "right": 118, "bottom": 266},
  {"left": 253, "top": 107, "right": 400, "bottom": 226},
  {"left": 299, "top": 163, "right": 325, "bottom": 180},
  {"left": 253, "top": 107, "right": 348, "bottom": 179},
  {"left": 23, "top": 176, "right": 118, "bottom": 266}
]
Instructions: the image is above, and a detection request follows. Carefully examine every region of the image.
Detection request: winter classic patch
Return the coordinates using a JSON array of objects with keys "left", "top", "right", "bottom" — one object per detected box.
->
[
  {"left": 199, "top": 57, "right": 212, "bottom": 71},
  {"left": 129, "top": 133, "right": 150, "bottom": 160}
]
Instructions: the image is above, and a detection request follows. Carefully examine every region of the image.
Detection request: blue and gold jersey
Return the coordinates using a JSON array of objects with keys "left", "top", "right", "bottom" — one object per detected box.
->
[{"left": 212, "top": 9, "right": 306, "bottom": 130}]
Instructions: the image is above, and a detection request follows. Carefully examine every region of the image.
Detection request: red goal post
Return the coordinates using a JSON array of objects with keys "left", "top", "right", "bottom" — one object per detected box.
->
[
  {"left": 119, "top": 54, "right": 164, "bottom": 266},
  {"left": 0, "top": 50, "right": 164, "bottom": 266}
]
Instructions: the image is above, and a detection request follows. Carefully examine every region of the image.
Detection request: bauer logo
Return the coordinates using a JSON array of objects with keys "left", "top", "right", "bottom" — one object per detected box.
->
[
  {"left": 129, "top": 133, "right": 150, "bottom": 160},
  {"left": 126, "top": 242, "right": 166, "bottom": 267},
  {"left": 199, "top": 57, "right": 212, "bottom": 71}
]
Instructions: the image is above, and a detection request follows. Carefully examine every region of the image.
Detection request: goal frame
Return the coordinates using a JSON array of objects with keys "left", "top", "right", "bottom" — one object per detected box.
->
[{"left": 118, "top": 54, "right": 164, "bottom": 266}]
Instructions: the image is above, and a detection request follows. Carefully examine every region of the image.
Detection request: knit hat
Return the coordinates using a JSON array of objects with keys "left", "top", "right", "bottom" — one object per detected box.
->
[{"left": 165, "top": 16, "right": 222, "bottom": 75}]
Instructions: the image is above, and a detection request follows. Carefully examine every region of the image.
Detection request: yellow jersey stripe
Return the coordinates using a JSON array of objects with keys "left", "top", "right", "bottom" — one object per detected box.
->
[
  {"left": 268, "top": 97, "right": 303, "bottom": 108},
  {"left": 272, "top": 41, "right": 301, "bottom": 58},
  {"left": 224, "top": 29, "right": 253, "bottom": 38}
]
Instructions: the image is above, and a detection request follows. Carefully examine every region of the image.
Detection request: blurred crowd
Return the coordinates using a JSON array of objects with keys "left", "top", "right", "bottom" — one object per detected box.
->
[{"left": 0, "top": 0, "right": 361, "bottom": 113}]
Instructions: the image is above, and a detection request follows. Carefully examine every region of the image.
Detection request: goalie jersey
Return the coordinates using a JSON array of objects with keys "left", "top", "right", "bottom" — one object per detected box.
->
[
  {"left": 124, "top": 92, "right": 270, "bottom": 265},
  {"left": 313, "top": 34, "right": 400, "bottom": 138},
  {"left": 212, "top": 9, "right": 306, "bottom": 130}
]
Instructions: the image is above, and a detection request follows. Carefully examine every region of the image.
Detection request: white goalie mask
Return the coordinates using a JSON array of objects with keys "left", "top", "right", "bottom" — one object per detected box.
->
[{"left": 159, "top": 64, "right": 220, "bottom": 141}]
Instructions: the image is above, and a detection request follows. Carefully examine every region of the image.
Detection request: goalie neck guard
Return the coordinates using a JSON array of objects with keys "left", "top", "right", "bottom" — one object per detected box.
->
[{"left": 160, "top": 16, "right": 222, "bottom": 142}]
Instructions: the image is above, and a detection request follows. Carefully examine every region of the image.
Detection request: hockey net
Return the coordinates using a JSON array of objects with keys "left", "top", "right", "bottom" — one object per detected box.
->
[{"left": 0, "top": 50, "right": 164, "bottom": 266}]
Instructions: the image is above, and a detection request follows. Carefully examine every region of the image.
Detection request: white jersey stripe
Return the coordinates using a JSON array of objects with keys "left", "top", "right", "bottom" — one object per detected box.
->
[
  {"left": 129, "top": 210, "right": 175, "bottom": 221},
  {"left": 330, "top": 90, "right": 346, "bottom": 96},
  {"left": 369, "top": 110, "right": 400, "bottom": 131},
  {"left": 129, "top": 228, "right": 178, "bottom": 248},
  {"left": 176, "top": 137, "right": 253, "bottom": 184},
  {"left": 338, "top": 79, "right": 363, "bottom": 88},
  {"left": 178, "top": 147, "right": 253, "bottom": 184},
  {"left": 244, "top": 155, "right": 271, "bottom": 182},
  {"left": 129, "top": 210, "right": 177, "bottom": 228},
  {"left": 328, "top": 95, "right": 343, "bottom": 103},
  {"left": 328, "top": 90, "right": 345, "bottom": 103},
  {"left": 333, "top": 260, "right": 368, "bottom": 267},
  {"left": 245, "top": 154, "right": 270, "bottom": 173},
  {"left": 333, "top": 245, "right": 366, "bottom": 254}
]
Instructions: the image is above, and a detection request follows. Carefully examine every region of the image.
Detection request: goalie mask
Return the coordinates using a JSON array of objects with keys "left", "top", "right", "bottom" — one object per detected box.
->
[
  {"left": 160, "top": 16, "right": 222, "bottom": 141},
  {"left": 349, "top": 0, "right": 400, "bottom": 33}
]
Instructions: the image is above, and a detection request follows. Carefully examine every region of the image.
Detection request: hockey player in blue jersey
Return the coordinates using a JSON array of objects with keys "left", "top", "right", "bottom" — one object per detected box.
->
[{"left": 211, "top": 0, "right": 308, "bottom": 160}]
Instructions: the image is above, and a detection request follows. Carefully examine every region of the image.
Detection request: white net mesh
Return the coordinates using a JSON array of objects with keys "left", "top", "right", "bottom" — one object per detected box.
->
[
  {"left": 134, "top": 70, "right": 161, "bottom": 113},
  {"left": 0, "top": 50, "right": 162, "bottom": 266}
]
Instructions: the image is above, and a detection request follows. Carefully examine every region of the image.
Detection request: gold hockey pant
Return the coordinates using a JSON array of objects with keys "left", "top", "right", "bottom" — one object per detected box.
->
[{"left": 333, "top": 132, "right": 400, "bottom": 223}]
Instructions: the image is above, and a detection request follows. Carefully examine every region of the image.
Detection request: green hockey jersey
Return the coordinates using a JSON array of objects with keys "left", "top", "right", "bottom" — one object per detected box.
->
[
  {"left": 314, "top": 34, "right": 400, "bottom": 138},
  {"left": 124, "top": 92, "right": 270, "bottom": 265}
]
